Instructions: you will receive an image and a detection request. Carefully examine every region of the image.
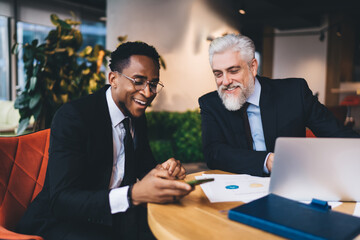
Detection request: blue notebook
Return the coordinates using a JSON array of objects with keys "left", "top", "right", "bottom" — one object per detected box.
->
[{"left": 228, "top": 194, "right": 360, "bottom": 240}]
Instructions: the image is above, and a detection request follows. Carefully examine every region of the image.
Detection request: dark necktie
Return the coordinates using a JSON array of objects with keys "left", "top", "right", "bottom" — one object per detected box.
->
[
  {"left": 121, "top": 117, "right": 136, "bottom": 186},
  {"left": 240, "top": 102, "right": 254, "bottom": 150}
]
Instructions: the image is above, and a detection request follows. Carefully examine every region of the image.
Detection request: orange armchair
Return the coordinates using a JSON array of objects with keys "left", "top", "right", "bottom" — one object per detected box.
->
[{"left": 0, "top": 129, "right": 50, "bottom": 240}]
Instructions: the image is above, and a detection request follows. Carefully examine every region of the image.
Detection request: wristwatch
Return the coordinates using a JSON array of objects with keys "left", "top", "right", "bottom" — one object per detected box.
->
[{"left": 127, "top": 184, "right": 135, "bottom": 208}]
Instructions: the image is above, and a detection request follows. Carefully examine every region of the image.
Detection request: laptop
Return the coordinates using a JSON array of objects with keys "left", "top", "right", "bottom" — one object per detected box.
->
[{"left": 269, "top": 137, "right": 360, "bottom": 202}]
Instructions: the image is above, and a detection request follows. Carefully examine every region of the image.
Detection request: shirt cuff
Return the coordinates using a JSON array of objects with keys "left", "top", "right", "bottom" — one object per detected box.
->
[
  {"left": 263, "top": 152, "right": 272, "bottom": 174},
  {"left": 109, "top": 186, "right": 129, "bottom": 214}
]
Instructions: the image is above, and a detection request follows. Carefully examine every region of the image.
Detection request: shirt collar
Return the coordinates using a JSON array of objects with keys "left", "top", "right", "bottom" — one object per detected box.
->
[
  {"left": 246, "top": 77, "right": 261, "bottom": 107},
  {"left": 106, "top": 87, "right": 126, "bottom": 128}
]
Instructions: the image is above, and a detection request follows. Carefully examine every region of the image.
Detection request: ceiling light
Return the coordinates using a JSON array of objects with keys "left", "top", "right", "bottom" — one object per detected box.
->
[{"left": 239, "top": 9, "right": 246, "bottom": 15}]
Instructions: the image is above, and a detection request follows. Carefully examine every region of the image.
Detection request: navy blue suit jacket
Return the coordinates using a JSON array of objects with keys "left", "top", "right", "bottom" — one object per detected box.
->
[
  {"left": 199, "top": 76, "right": 359, "bottom": 176},
  {"left": 17, "top": 85, "right": 157, "bottom": 239}
]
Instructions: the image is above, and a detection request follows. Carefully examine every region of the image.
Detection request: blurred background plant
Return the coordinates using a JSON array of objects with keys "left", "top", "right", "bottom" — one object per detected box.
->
[
  {"left": 10, "top": 12, "right": 196, "bottom": 163},
  {"left": 147, "top": 110, "right": 203, "bottom": 163},
  {"left": 11, "top": 13, "right": 167, "bottom": 135},
  {"left": 12, "top": 13, "right": 110, "bottom": 134}
]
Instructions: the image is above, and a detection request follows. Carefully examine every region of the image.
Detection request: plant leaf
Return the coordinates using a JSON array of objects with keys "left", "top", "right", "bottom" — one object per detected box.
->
[
  {"left": 57, "top": 19, "right": 71, "bottom": 30},
  {"left": 29, "top": 76, "right": 37, "bottom": 92},
  {"left": 11, "top": 43, "right": 20, "bottom": 54},
  {"left": 117, "top": 35, "right": 128, "bottom": 43},
  {"left": 29, "top": 91, "right": 41, "bottom": 109},
  {"left": 35, "top": 52, "right": 46, "bottom": 63},
  {"left": 31, "top": 39, "right": 38, "bottom": 47},
  {"left": 54, "top": 48, "right": 67, "bottom": 53},
  {"left": 14, "top": 92, "right": 30, "bottom": 109},
  {"left": 17, "top": 117, "right": 30, "bottom": 135},
  {"left": 74, "top": 30, "right": 83, "bottom": 48},
  {"left": 24, "top": 47, "right": 35, "bottom": 61},
  {"left": 93, "top": 45, "right": 100, "bottom": 57},
  {"left": 47, "top": 29, "right": 58, "bottom": 42},
  {"left": 82, "top": 68, "right": 90, "bottom": 75},
  {"left": 33, "top": 103, "right": 42, "bottom": 120},
  {"left": 60, "top": 94, "right": 68, "bottom": 103},
  {"left": 32, "top": 63, "right": 40, "bottom": 76},
  {"left": 61, "top": 35, "right": 74, "bottom": 41},
  {"left": 86, "top": 56, "right": 97, "bottom": 62},
  {"left": 84, "top": 46, "right": 93, "bottom": 55},
  {"left": 60, "top": 79, "right": 68, "bottom": 90},
  {"left": 52, "top": 93, "right": 61, "bottom": 104},
  {"left": 66, "top": 20, "right": 81, "bottom": 25},
  {"left": 66, "top": 47, "right": 74, "bottom": 56},
  {"left": 50, "top": 14, "right": 59, "bottom": 26},
  {"left": 88, "top": 78, "right": 97, "bottom": 92}
]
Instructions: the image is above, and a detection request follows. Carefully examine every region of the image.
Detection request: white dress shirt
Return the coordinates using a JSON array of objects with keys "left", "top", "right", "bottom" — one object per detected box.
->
[
  {"left": 106, "top": 87, "right": 132, "bottom": 213},
  {"left": 246, "top": 78, "right": 271, "bottom": 174}
]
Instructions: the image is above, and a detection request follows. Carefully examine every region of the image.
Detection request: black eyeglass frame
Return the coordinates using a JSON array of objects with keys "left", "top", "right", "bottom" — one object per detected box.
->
[{"left": 114, "top": 71, "right": 164, "bottom": 94}]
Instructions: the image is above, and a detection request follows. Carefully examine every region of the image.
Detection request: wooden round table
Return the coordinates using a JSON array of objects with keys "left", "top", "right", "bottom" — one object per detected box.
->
[{"left": 147, "top": 170, "right": 357, "bottom": 240}]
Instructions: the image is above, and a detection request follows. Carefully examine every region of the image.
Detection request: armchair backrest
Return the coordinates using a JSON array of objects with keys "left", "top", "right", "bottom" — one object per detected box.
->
[
  {"left": 0, "top": 100, "right": 20, "bottom": 133},
  {"left": 0, "top": 129, "right": 50, "bottom": 230}
]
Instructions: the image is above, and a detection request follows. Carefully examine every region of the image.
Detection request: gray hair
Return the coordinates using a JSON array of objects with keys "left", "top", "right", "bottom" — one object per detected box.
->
[{"left": 209, "top": 34, "right": 255, "bottom": 65}]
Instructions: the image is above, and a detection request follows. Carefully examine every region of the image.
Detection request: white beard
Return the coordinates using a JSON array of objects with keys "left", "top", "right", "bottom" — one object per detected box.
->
[{"left": 218, "top": 74, "right": 255, "bottom": 111}]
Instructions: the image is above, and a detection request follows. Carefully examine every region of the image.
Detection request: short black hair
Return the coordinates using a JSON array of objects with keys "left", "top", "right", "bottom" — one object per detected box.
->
[{"left": 109, "top": 41, "right": 160, "bottom": 73}]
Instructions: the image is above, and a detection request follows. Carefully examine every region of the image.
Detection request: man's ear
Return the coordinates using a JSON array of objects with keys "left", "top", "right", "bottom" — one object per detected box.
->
[
  {"left": 250, "top": 58, "right": 258, "bottom": 77},
  {"left": 108, "top": 71, "right": 117, "bottom": 88}
]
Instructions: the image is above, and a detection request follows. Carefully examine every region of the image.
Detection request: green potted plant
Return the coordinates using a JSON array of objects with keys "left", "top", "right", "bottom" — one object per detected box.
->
[{"left": 12, "top": 14, "right": 110, "bottom": 134}]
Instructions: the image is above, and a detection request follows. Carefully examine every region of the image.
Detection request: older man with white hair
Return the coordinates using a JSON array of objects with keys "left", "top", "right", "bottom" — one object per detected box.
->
[{"left": 199, "top": 34, "right": 359, "bottom": 176}]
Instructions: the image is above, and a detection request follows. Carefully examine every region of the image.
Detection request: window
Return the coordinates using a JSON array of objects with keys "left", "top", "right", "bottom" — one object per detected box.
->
[
  {"left": 79, "top": 20, "right": 107, "bottom": 71},
  {"left": 0, "top": 16, "right": 9, "bottom": 100},
  {"left": 255, "top": 51, "right": 261, "bottom": 75},
  {"left": 16, "top": 22, "right": 52, "bottom": 91},
  {"left": 80, "top": 20, "right": 106, "bottom": 51},
  {"left": 16, "top": 20, "right": 106, "bottom": 91}
]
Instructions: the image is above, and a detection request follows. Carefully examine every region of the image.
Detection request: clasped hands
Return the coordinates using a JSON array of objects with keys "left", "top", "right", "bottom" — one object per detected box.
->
[{"left": 131, "top": 158, "right": 193, "bottom": 206}]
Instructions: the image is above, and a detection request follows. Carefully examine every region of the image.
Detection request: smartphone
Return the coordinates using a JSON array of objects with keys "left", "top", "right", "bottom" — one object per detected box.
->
[{"left": 186, "top": 178, "right": 214, "bottom": 187}]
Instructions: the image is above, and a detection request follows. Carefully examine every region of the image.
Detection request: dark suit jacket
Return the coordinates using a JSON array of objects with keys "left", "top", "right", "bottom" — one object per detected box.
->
[
  {"left": 17, "top": 85, "right": 157, "bottom": 240},
  {"left": 199, "top": 76, "right": 359, "bottom": 176}
]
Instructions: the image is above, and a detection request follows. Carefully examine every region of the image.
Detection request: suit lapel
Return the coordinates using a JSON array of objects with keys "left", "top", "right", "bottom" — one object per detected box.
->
[{"left": 258, "top": 77, "right": 278, "bottom": 152}]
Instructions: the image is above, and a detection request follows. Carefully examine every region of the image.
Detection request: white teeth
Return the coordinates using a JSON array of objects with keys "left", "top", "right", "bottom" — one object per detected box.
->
[
  {"left": 226, "top": 87, "right": 236, "bottom": 91},
  {"left": 134, "top": 99, "right": 146, "bottom": 105}
]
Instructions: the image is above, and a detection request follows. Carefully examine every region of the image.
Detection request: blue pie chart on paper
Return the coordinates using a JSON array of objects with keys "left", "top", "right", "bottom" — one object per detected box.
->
[{"left": 225, "top": 185, "right": 239, "bottom": 189}]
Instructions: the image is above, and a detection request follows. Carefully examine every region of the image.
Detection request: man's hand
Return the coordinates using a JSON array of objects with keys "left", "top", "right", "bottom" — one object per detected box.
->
[
  {"left": 131, "top": 168, "right": 193, "bottom": 205},
  {"left": 159, "top": 157, "right": 186, "bottom": 179},
  {"left": 266, "top": 153, "right": 274, "bottom": 172}
]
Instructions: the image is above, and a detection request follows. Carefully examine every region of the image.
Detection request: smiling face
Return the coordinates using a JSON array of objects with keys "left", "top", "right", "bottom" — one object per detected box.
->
[
  {"left": 211, "top": 49, "right": 258, "bottom": 111},
  {"left": 108, "top": 55, "right": 159, "bottom": 118}
]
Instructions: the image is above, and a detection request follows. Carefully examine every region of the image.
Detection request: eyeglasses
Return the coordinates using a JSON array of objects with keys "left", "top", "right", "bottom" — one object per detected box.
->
[{"left": 115, "top": 71, "right": 164, "bottom": 94}]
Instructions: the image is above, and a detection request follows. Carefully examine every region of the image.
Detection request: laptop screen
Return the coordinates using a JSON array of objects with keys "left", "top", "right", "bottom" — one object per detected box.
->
[{"left": 269, "top": 137, "right": 360, "bottom": 201}]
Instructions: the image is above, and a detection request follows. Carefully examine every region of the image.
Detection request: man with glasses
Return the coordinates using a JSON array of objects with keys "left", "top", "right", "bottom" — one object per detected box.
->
[
  {"left": 199, "top": 34, "right": 359, "bottom": 177},
  {"left": 17, "top": 42, "right": 193, "bottom": 240}
]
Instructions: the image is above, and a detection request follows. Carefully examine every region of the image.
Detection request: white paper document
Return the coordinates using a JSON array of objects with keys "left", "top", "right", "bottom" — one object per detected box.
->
[{"left": 195, "top": 174, "right": 270, "bottom": 203}]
